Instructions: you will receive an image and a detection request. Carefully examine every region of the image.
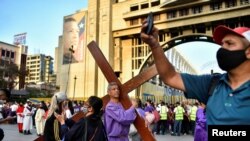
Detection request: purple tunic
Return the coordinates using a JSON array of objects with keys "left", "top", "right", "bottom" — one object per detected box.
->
[
  {"left": 194, "top": 107, "right": 207, "bottom": 141},
  {"left": 144, "top": 105, "right": 154, "bottom": 113},
  {"left": 105, "top": 101, "right": 136, "bottom": 141}
]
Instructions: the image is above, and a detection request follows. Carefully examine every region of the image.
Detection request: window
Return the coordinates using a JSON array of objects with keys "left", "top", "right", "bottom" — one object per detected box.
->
[
  {"left": 179, "top": 9, "right": 189, "bottom": 16},
  {"left": 1, "top": 50, "right": 5, "bottom": 56},
  {"left": 153, "top": 14, "right": 160, "bottom": 21},
  {"left": 240, "top": 0, "right": 250, "bottom": 5},
  {"left": 210, "top": 2, "right": 222, "bottom": 10},
  {"left": 196, "top": 24, "right": 206, "bottom": 33},
  {"left": 130, "top": 5, "right": 139, "bottom": 11},
  {"left": 130, "top": 18, "right": 139, "bottom": 26},
  {"left": 11, "top": 52, "right": 14, "bottom": 58},
  {"left": 167, "top": 11, "right": 177, "bottom": 19},
  {"left": 192, "top": 6, "right": 203, "bottom": 14},
  {"left": 141, "top": 3, "right": 149, "bottom": 9},
  {"left": 151, "top": 0, "right": 160, "bottom": 7},
  {"left": 226, "top": 0, "right": 237, "bottom": 8},
  {"left": 6, "top": 51, "right": 10, "bottom": 57},
  {"left": 170, "top": 32, "right": 179, "bottom": 38}
]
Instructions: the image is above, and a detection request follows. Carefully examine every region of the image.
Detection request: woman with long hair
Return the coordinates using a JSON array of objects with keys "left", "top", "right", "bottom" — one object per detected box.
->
[
  {"left": 55, "top": 96, "right": 108, "bottom": 141},
  {"left": 43, "top": 92, "right": 67, "bottom": 141}
]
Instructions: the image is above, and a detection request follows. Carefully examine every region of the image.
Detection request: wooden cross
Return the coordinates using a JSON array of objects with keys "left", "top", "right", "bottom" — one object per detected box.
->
[
  {"left": 34, "top": 41, "right": 158, "bottom": 141},
  {"left": 87, "top": 41, "right": 158, "bottom": 141}
]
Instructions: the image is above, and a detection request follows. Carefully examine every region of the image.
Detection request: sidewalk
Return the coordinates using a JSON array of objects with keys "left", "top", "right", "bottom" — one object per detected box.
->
[{"left": 0, "top": 124, "right": 194, "bottom": 141}]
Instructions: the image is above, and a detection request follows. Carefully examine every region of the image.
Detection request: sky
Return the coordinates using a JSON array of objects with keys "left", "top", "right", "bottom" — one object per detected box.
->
[
  {"left": 175, "top": 42, "right": 224, "bottom": 74},
  {"left": 0, "top": 0, "right": 223, "bottom": 74},
  {"left": 0, "top": 0, "right": 88, "bottom": 58}
]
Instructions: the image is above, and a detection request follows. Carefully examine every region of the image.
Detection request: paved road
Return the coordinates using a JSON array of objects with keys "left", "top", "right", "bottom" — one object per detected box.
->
[{"left": 0, "top": 124, "right": 194, "bottom": 141}]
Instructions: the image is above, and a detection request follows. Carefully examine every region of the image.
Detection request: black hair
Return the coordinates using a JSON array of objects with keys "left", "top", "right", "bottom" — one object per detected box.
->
[
  {"left": 41, "top": 101, "right": 48, "bottom": 111},
  {"left": 88, "top": 96, "right": 103, "bottom": 116},
  {"left": 136, "top": 98, "right": 143, "bottom": 108},
  {"left": 68, "top": 100, "right": 74, "bottom": 115},
  {"left": 64, "top": 17, "right": 76, "bottom": 23},
  {"left": 0, "top": 89, "right": 10, "bottom": 100}
]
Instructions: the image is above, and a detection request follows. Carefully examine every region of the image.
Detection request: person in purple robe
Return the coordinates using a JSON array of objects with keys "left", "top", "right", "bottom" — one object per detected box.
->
[
  {"left": 194, "top": 103, "right": 207, "bottom": 141},
  {"left": 104, "top": 82, "right": 136, "bottom": 141},
  {"left": 144, "top": 99, "right": 155, "bottom": 133}
]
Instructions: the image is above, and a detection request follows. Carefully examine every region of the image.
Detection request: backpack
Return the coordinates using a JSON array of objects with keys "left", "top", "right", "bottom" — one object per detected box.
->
[{"left": 205, "top": 73, "right": 221, "bottom": 104}]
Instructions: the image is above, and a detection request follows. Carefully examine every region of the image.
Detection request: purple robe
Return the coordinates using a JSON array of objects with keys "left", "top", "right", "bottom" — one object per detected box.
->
[
  {"left": 105, "top": 101, "right": 136, "bottom": 141},
  {"left": 144, "top": 105, "right": 154, "bottom": 113},
  {"left": 194, "top": 107, "right": 207, "bottom": 141}
]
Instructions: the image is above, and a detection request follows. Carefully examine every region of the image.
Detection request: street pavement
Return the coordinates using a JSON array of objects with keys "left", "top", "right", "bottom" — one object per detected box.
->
[{"left": 0, "top": 124, "right": 194, "bottom": 141}]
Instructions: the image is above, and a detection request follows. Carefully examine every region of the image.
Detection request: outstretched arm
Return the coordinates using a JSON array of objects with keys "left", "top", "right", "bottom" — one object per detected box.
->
[{"left": 140, "top": 21, "right": 185, "bottom": 91}]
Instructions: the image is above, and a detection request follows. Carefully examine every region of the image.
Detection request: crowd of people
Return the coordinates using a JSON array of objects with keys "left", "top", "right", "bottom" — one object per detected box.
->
[
  {"left": 0, "top": 22, "right": 249, "bottom": 141},
  {"left": 0, "top": 88, "right": 203, "bottom": 141}
]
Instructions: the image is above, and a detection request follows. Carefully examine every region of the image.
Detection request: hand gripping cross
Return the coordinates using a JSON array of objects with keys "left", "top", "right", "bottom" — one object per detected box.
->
[{"left": 87, "top": 41, "right": 157, "bottom": 141}]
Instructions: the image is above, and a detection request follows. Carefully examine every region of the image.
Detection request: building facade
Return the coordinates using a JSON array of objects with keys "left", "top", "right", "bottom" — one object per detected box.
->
[
  {"left": 0, "top": 41, "right": 28, "bottom": 89},
  {"left": 26, "top": 54, "right": 54, "bottom": 84},
  {"left": 55, "top": 0, "right": 250, "bottom": 100}
]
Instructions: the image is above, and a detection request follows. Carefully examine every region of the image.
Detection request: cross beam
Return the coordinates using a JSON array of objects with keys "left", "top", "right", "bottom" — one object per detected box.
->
[{"left": 87, "top": 41, "right": 157, "bottom": 141}]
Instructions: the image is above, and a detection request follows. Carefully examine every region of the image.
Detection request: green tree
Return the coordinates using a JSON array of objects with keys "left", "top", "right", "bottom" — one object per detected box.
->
[{"left": 0, "top": 59, "right": 27, "bottom": 90}]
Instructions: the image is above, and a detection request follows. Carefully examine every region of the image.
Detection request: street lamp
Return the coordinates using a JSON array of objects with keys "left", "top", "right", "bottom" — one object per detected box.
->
[
  {"left": 72, "top": 75, "right": 77, "bottom": 101},
  {"left": 65, "top": 45, "right": 75, "bottom": 95}
]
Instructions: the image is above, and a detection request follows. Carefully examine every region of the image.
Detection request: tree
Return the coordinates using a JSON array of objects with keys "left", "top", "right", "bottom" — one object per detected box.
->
[{"left": 0, "top": 59, "right": 27, "bottom": 90}]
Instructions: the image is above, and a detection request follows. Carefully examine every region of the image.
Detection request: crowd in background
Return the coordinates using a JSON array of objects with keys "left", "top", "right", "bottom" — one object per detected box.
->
[
  {"left": 129, "top": 99, "right": 202, "bottom": 137},
  {"left": 0, "top": 97, "right": 204, "bottom": 139},
  {"left": 0, "top": 99, "right": 86, "bottom": 136}
]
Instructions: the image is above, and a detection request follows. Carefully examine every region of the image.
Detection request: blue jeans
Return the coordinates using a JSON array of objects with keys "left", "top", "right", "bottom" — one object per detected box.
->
[{"left": 173, "top": 120, "right": 182, "bottom": 136}]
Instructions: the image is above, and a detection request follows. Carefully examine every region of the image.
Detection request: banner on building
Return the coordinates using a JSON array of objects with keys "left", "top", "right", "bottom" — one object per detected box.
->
[
  {"left": 63, "top": 12, "right": 86, "bottom": 64},
  {"left": 14, "top": 33, "right": 27, "bottom": 45}
]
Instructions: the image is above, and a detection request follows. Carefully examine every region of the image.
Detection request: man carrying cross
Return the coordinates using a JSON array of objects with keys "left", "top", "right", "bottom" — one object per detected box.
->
[{"left": 104, "top": 82, "right": 137, "bottom": 141}]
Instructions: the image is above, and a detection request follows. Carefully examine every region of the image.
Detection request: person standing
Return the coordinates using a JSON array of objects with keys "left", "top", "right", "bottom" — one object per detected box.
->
[
  {"left": 140, "top": 22, "right": 250, "bottom": 125},
  {"left": 35, "top": 103, "right": 45, "bottom": 136},
  {"left": 194, "top": 103, "right": 207, "bottom": 141},
  {"left": 55, "top": 96, "right": 108, "bottom": 141},
  {"left": 16, "top": 102, "right": 24, "bottom": 133},
  {"left": 22, "top": 100, "right": 34, "bottom": 135},
  {"left": 190, "top": 102, "right": 198, "bottom": 135},
  {"left": 0, "top": 89, "right": 11, "bottom": 141},
  {"left": 43, "top": 92, "right": 68, "bottom": 141},
  {"left": 156, "top": 101, "right": 168, "bottom": 135},
  {"left": 172, "top": 102, "right": 184, "bottom": 136},
  {"left": 104, "top": 82, "right": 136, "bottom": 141}
]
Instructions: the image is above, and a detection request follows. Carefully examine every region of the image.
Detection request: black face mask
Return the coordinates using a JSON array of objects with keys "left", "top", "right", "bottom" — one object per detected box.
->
[{"left": 216, "top": 48, "right": 247, "bottom": 71}]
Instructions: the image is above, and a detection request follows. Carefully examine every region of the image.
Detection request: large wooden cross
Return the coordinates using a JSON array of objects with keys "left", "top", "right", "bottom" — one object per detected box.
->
[
  {"left": 87, "top": 41, "right": 158, "bottom": 141},
  {"left": 34, "top": 41, "right": 158, "bottom": 141}
]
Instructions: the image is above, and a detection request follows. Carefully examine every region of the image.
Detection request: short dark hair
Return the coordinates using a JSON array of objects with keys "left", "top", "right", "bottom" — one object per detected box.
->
[
  {"left": 88, "top": 96, "right": 103, "bottom": 115},
  {"left": 0, "top": 89, "right": 10, "bottom": 99},
  {"left": 64, "top": 17, "right": 76, "bottom": 23}
]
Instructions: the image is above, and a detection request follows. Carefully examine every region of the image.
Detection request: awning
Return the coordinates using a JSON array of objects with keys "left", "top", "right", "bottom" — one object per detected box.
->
[{"left": 11, "top": 89, "right": 29, "bottom": 96}]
